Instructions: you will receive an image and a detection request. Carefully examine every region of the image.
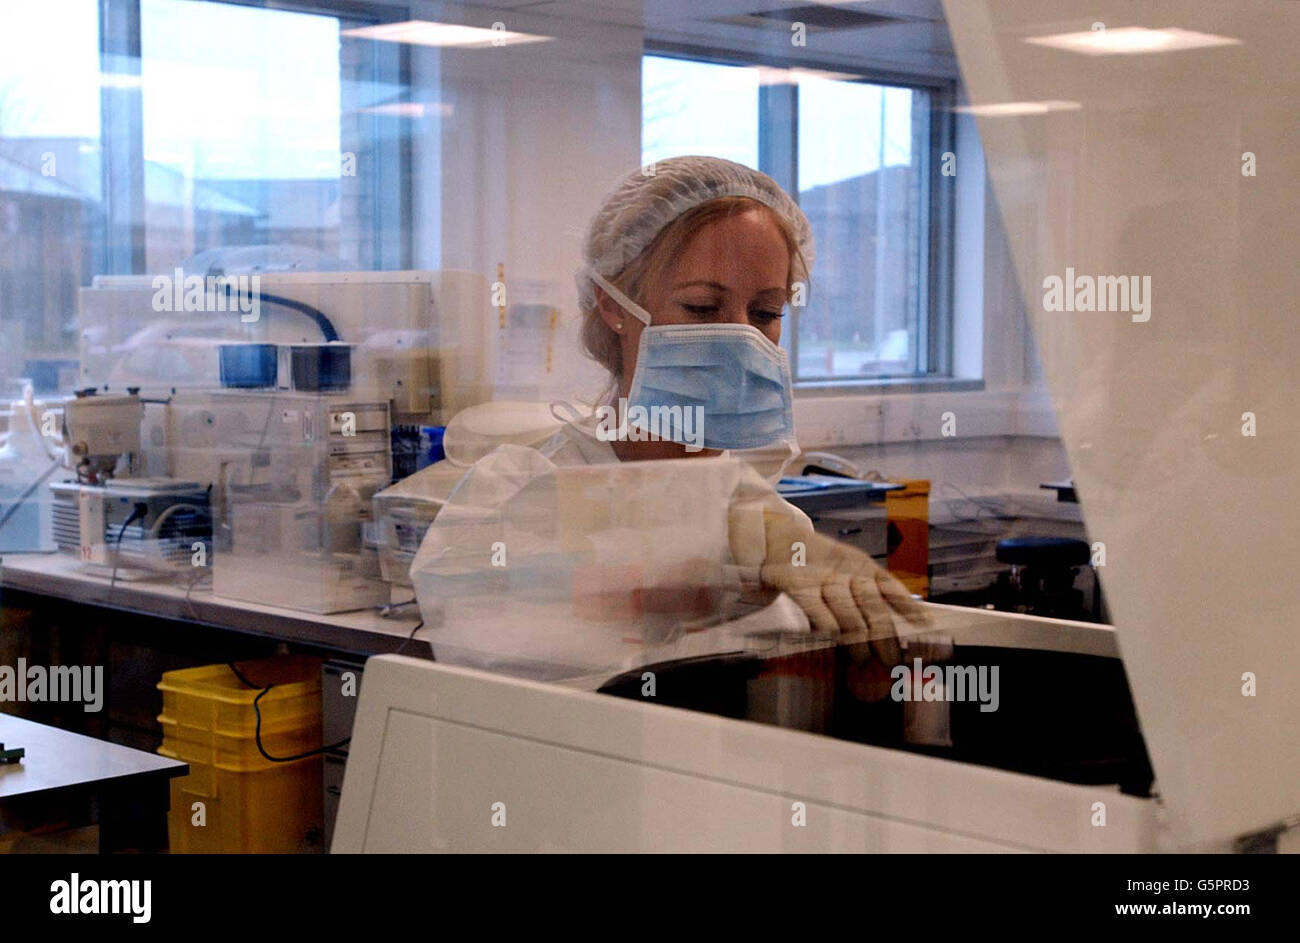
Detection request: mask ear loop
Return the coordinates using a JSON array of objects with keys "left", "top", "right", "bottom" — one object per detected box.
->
[
  {"left": 589, "top": 269, "right": 652, "bottom": 327},
  {"left": 548, "top": 400, "right": 586, "bottom": 425}
]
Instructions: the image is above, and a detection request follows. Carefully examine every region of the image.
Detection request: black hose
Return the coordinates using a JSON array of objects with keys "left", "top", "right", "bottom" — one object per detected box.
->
[{"left": 215, "top": 283, "right": 340, "bottom": 342}]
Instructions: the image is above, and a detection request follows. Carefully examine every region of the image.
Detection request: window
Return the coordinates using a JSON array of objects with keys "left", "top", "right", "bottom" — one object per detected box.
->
[
  {"left": 139, "top": 0, "right": 346, "bottom": 272},
  {"left": 0, "top": 0, "right": 407, "bottom": 392},
  {"left": 642, "top": 52, "right": 953, "bottom": 385},
  {"left": 0, "top": 0, "right": 101, "bottom": 377},
  {"left": 642, "top": 57, "right": 759, "bottom": 169}
]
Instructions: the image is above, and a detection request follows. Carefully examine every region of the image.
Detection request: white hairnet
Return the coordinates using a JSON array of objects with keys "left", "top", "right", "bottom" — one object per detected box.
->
[{"left": 576, "top": 156, "right": 815, "bottom": 313}]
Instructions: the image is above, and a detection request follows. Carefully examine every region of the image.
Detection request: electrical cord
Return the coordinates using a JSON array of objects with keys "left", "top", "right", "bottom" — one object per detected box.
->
[
  {"left": 244, "top": 389, "right": 281, "bottom": 488},
  {"left": 108, "top": 502, "right": 148, "bottom": 591},
  {"left": 393, "top": 619, "right": 426, "bottom": 657},
  {"left": 227, "top": 662, "right": 352, "bottom": 763},
  {"left": 935, "top": 482, "right": 1007, "bottom": 525},
  {"left": 182, "top": 565, "right": 210, "bottom": 622},
  {"left": 225, "top": 619, "right": 430, "bottom": 763},
  {"left": 379, "top": 597, "right": 418, "bottom": 617},
  {"left": 149, "top": 502, "right": 204, "bottom": 538}
]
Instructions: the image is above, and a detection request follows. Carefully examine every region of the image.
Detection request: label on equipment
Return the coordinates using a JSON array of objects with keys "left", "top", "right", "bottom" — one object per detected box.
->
[{"left": 77, "top": 489, "right": 107, "bottom": 564}]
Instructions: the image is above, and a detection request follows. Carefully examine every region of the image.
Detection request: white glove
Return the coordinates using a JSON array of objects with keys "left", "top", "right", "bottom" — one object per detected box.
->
[{"left": 731, "top": 505, "right": 931, "bottom": 665}]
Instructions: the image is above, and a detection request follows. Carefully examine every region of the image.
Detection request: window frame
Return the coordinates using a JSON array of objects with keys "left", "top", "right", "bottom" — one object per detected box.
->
[
  {"left": 96, "top": 0, "right": 412, "bottom": 278},
  {"left": 643, "top": 43, "right": 959, "bottom": 390}
]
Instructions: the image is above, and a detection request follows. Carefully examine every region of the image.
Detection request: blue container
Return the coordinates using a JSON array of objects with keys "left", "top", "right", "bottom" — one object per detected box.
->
[
  {"left": 289, "top": 344, "right": 351, "bottom": 392},
  {"left": 419, "top": 426, "right": 446, "bottom": 469},
  {"left": 219, "top": 344, "right": 278, "bottom": 389}
]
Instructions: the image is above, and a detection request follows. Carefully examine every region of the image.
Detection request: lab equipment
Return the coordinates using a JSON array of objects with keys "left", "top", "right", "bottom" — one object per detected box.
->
[
  {"left": 373, "top": 401, "right": 583, "bottom": 590},
  {"left": 389, "top": 424, "right": 445, "bottom": 480},
  {"left": 797, "top": 451, "right": 879, "bottom": 480},
  {"left": 80, "top": 270, "right": 493, "bottom": 422},
  {"left": 577, "top": 156, "right": 814, "bottom": 316},
  {"left": 218, "top": 344, "right": 278, "bottom": 389},
  {"left": 60, "top": 390, "right": 144, "bottom": 481},
  {"left": 419, "top": 426, "right": 446, "bottom": 467},
  {"left": 333, "top": 590, "right": 1285, "bottom": 852},
  {"left": 44, "top": 388, "right": 215, "bottom": 577},
  {"left": 49, "top": 478, "right": 211, "bottom": 578},
  {"left": 285, "top": 343, "right": 352, "bottom": 392},
  {"left": 372, "top": 459, "right": 472, "bottom": 587},
  {"left": 777, "top": 478, "right": 891, "bottom": 558},
  {"left": 332, "top": 603, "right": 1166, "bottom": 852},
  {"left": 160, "top": 390, "right": 392, "bottom": 613},
  {"left": 994, "top": 537, "right": 1095, "bottom": 621},
  {"left": 73, "top": 268, "right": 497, "bottom": 608},
  {"left": 218, "top": 342, "right": 353, "bottom": 393}
]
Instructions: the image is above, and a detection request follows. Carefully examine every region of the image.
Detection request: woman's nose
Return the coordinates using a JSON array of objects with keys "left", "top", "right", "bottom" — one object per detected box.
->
[{"left": 721, "top": 303, "right": 750, "bottom": 324}]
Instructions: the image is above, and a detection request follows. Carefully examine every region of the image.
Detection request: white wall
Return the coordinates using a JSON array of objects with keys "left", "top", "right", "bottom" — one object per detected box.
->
[{"left": 408, "top": 2, "right": 642, "bottom": 403}]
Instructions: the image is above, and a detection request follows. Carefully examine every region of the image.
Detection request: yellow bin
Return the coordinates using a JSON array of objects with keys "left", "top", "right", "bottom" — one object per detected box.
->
[{"left": 157, "top": 656, "right": 324, "bottom": 854}]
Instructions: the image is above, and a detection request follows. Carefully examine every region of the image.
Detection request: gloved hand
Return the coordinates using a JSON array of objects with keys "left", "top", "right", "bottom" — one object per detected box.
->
[{"left": 730, "top": 506, "right": 931, "bottom": 664}]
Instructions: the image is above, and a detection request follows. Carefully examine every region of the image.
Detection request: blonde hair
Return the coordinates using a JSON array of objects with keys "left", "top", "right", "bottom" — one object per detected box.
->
[{"left": 581, "top": 196, "right": 810, "bottom": 380}]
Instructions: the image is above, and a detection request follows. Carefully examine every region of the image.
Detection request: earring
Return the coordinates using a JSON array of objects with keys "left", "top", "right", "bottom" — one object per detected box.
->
[{"left": 615, "top": 322, "right": 623, "bottom": 331}]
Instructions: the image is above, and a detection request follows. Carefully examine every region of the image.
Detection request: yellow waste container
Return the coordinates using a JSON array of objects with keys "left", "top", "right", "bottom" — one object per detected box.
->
[{"left": 156, "top": 656, "right": 323, "bottom": 854}]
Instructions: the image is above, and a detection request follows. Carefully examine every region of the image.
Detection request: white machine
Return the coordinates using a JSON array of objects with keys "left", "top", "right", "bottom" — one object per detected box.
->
[
  {"left": 79, "top": 269, "right": 492, "bottom": 423},
  {"left": 47, "top": 389, "right": 214, "bottom": 578},
  {"left": 49, "top": 477, "right": 210, "bottom": 577},
  {"left": 164, "top": 389, "right": 393, "bottom": 613},
  {"left": 59, "top": 391, "right": 144, "bottom": 480},
  {"left": 332, "top": 602, "right": 1291, "bottom": 853}
]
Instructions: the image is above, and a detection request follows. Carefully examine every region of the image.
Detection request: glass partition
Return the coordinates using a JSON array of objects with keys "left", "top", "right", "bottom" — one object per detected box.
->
[{"left": 0, "top": 0, "right": 1293, "bottom": 859}]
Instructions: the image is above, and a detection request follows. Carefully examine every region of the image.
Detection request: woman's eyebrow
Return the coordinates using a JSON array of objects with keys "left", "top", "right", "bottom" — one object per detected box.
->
[{"left": 672, "top": 282, "right": 787, "bottom": 296}]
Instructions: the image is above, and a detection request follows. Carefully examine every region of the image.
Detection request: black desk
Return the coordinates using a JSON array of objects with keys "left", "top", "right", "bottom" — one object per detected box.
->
[{"left": 0, "top": 713, "right": 187, "bottom": 852}]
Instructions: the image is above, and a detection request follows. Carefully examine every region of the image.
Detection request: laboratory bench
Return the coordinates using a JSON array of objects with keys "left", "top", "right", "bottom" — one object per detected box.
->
[
  {"left": 0, "top": 553, "right": 426, "bottom": 656},
  {"left": 0, "top": 551, "right": 430, "bottom": 850}
]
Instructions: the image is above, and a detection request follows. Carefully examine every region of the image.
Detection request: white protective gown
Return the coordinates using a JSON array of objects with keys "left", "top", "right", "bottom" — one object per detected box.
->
[{"left": 405, "top": 410, "right": 816, "bottom": 676}]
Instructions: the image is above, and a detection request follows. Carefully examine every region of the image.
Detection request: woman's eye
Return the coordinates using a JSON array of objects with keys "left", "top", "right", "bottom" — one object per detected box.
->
[{"left": 679, "top": 303, "right": 784, "bottom": 322}]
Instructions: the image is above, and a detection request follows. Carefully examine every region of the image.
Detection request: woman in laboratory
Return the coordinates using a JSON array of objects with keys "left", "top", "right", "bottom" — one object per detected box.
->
[{"left": 429, "top": 156, "right": 928, "bottom": 656}]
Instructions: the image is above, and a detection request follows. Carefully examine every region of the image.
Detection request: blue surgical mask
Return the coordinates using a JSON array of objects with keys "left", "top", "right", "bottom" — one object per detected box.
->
[{"left": 589, "top": 270, "right": 797, "bottom": 452}]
